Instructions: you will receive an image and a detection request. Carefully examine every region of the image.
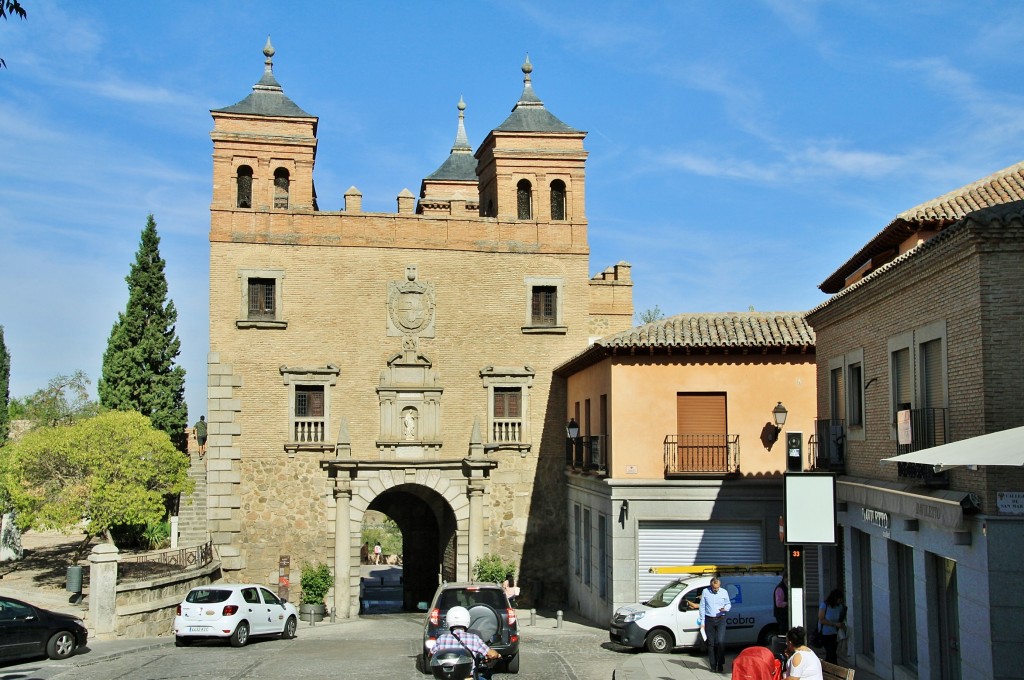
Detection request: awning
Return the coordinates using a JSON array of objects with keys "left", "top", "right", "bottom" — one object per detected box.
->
[
  {"left": 881, "top": 425, "right": 1024, "bottom": 472},
  {"left": 837, "top": 476, "right": 979, "bottom": 529}
]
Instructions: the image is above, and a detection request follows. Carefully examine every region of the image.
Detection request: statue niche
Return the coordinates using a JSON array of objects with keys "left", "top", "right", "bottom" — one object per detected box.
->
[{"left": 377, "top": 264, "right": 443, "bottom": 459}]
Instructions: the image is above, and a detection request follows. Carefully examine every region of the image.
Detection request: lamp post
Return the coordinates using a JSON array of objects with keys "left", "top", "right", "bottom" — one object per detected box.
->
[{"left": 566, "top": 418, "right": 580, "bottom": 467}]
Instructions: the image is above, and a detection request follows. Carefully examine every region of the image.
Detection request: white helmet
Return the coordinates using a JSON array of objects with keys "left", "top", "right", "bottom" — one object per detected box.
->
[{"left": 446, "top": 606, "right": 471, "bottom": 629}]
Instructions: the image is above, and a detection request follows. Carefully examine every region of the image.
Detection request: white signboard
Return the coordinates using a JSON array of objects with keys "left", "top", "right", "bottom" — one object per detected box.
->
[
  {"left": 784, "top": 473, "right": 837, "bottom": 544},
  {"left": 897, "top": 409, "right": 912, "bottom": 446},
  {"left": 997, "top": 492, "right": 1024, "bottom": 515}
]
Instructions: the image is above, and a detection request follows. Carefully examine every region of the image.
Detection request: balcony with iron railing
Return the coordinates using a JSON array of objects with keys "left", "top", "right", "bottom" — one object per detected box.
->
[
  {"left": 663, "top": 434, "right": 740, "bottom": 476},
  {"left": 811, "top": 418, "right": 846, "bottom": 472},
  {"left": 895, "top": 407, "right": 949, "bottom": 487},
  {"left": 565, "top": 435, "right": 607, "bottom": 475}
]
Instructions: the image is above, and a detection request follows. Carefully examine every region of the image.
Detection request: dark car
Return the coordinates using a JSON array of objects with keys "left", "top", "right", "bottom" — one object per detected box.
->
[
  {"left": 0, "top": 595, "right": 89, "bottom": 662},
  {"left": 421, "top": 582, "right": 519, "bottom": 674}
]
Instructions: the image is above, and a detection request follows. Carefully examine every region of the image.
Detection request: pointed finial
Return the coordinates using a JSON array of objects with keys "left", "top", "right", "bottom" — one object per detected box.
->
[
  {"left": 453, "top": 95, "right": 470, "bottom": 150},
  {"left": 522, "top": 54, "right": 533, "bottom": 82},
  {"left": 263, "top": 36, "right": 275, "bottom": 60}
]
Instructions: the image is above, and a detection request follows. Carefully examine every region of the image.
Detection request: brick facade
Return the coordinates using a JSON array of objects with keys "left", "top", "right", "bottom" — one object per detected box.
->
[{"left": 191, "top": 45, "right": 633, "bottom": 616}]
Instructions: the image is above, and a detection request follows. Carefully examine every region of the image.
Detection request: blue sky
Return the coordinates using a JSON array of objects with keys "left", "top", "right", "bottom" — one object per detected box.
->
[{"left": 3, "top": 1, "right": 1024, "bottom": 419}]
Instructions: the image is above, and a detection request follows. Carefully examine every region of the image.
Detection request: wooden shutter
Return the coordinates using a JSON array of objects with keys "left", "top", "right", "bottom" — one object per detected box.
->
[
  {"left": 677, "top": 393, "right": 726, "bottom": 436},
  {"left": 920, "top": 339, "right": 943, "bottom": 408}
]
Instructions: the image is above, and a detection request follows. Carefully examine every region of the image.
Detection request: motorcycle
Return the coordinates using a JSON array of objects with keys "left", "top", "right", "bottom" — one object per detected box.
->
[{"left": 425, "top": 638, "right": 495, "bottom": 680}]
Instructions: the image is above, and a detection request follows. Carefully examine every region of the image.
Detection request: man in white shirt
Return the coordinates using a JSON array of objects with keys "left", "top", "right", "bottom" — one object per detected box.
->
[{"left": 699, "top": 578, "right": 732, "bottom": 673}]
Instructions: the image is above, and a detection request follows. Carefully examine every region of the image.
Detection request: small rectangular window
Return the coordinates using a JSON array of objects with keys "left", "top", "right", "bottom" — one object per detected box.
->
[
  {"left": 531, "top": 286, "right": 557, "bottom": 326},
  {"left": 295, "top": 385, "right": 324, "bottom": 418},
  {"left": 848, "top": 362, "right": 863, "bottom": 427},
  {"left": 494, "top": 388, "right": 522, "bottom": 419},
  {"left": 248, "top": 278, "right": 276, "bottom": 320}
]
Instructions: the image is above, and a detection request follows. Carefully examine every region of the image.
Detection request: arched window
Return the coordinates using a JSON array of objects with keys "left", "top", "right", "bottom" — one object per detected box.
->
[
  {"left": 516, "top": 179, "right": 532, "bottom": 220},
  {"left": 550, "top": 179, "right": 566, "bottom": 221},
  {"left": 236, "top": 165, "right": 253, "bottom": 208},
  {"left": 273, "top": 168, "right": 290, "bottom": 209}
]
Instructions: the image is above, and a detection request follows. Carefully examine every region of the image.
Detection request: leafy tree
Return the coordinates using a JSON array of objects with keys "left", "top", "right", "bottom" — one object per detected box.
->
[
  {"left": 0, "top": 325, "right": 9, "bottom": 443},
  {"left": 9, "top": 371, "right": 100, "bottom": 430},
  {"left": 99, "top": 214, "right": 188, "bottom": 452},
  {"left": 0, "top": 1, "right": 27, "bottom": 70},
  {"left": 635, "top": 305, "right": 665, "bottom": 325},
  {"left": 0, "top": 410, "right": 193, "bottom": 551}
]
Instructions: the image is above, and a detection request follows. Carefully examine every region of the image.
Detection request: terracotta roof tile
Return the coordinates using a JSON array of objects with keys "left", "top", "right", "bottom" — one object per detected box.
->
[
  {"left": 598, "top": 311, "right": 815, "bottom": 350},
  {"left": 820, "top": 160, "right": 1024, "bottom": 293}
]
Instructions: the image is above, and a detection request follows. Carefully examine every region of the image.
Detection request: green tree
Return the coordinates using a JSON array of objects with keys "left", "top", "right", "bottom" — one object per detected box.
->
[
  {"left": 0, "top": 410, "right": 192, "bottom": 550},
  {"left": 635, "top": 305, "right": 665, "bottom": 325},
  {"left": 9, "top": 371, "right": 99, "bottom": 430},
  {"left": 99, "top": 214, "right": 188, "bottom": 451},
  {"left": 1, "top": 1, "right": 27, "bottom": 70},
  {"left": 0, "top": 325, "right": 9, "bottom": 443}
]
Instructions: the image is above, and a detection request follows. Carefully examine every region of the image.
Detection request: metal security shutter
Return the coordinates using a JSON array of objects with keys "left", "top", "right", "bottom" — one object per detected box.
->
[{"left": 637, "top": 521, "right": 763, "bottom": 600}]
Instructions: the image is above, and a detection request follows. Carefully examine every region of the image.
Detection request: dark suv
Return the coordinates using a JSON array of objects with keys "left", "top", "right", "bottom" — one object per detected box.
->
[{"left": 420, "top": 582, "right": 520, "bottom": 674}]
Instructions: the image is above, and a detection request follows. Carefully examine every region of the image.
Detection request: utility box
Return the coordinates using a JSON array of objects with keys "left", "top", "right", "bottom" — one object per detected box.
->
[{"left": 786, "top": 432, "right": 803, "bottom": 472}]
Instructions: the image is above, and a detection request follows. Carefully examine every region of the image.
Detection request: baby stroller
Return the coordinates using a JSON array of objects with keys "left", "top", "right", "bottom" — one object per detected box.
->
[{"left": 730, "top": 645, "right": 782, "bottom": 680}]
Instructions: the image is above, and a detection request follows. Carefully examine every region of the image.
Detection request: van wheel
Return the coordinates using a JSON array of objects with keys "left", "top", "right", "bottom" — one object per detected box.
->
[
  {"left": 758, "top": 624, "right": 779, "bottom": 647},
  {"left": 645, "top": 629, "right": 673, "bottom": 653}
]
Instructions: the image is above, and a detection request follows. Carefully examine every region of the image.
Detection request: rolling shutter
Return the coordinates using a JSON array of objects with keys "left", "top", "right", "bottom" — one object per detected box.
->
[
  {"left": 637, "top": 521, "right": 763, "bottom": 600},
  {"left": 677, "top": 394, "right": 727, "bottom": 436}
]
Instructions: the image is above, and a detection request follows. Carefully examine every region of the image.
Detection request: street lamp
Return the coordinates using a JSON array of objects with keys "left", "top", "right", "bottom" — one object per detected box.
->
[
  {"left": 565, "top": 418, "right": 580, "bottom": 467},
  {"left": 772, "top": 401, "right": 788, "bottom": 435}
]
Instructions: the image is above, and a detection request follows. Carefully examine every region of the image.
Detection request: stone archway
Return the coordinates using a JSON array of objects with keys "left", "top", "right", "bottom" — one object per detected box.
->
[
  {"left": 321, "top": 458, "right": 495, "bottom": 619},
  {"left": 368, "top": 484, "right": 455, "bottom": 610}
]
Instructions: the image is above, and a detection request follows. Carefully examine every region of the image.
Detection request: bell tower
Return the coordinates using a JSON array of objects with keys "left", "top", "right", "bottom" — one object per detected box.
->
[
  {"left": 210, "top": 38, "right": 318, "bottom": 213},
  {"left": 475, "top": 56, "right": 588, "bottom": 223}
]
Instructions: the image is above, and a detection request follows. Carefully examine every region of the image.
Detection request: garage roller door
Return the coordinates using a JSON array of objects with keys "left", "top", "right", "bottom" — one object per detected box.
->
[{"left": 638, "top": 521, "right": 763, "bottom": 600}]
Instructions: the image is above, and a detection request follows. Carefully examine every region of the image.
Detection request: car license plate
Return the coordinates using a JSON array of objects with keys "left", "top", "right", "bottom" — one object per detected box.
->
[{"left": 189, "top": 626, "right": 211, "bottom": 632}]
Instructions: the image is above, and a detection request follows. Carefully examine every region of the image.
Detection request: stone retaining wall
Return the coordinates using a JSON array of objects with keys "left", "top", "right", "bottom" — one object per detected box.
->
[{"left": 111, "top": 560, "right": 222, "bottom": 639}]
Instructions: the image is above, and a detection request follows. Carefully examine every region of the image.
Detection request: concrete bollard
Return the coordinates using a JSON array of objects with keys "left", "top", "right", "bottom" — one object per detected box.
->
[
  {"left": 556, "top": 610, "right": 563, "bottom": 628},
  {"left": 330, "top": 607, "right": 336, "bottom": 623},
  {"left": 530, "top": 608, "right": 536, "bottom": 627}
]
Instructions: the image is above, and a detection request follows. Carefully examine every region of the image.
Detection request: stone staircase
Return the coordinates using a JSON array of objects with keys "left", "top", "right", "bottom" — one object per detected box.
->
[{"left": 176, "top": 453, "right": 209, "bottom": 547}]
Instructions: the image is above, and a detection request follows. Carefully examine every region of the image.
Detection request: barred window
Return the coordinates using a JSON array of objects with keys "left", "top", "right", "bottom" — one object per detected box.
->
[
  {"left": 295, "top": 385, "right": 324, "bottom": 418},
  {"left": 248, "top": 278, "right": 276, "bottom": 320},
  {"left": 531, "top": 286, "right": 557, "bottom": 326}
]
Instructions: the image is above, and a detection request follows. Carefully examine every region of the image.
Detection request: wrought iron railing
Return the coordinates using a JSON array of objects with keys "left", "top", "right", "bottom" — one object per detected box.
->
[
  {"left": 565, "top": 435, "right": 607, "bottom": 474},
  {"left": 812, "top": 418, "right": 846, "bottom": 471},
  {"left": 663, "top": 434, "right": 740, "bottom": 475},
  {"left": 896, "top": 407, "right": 949, "bottom": 487},
  {"left": 118, "top": 541, "right": 214, "bottom": 583}
]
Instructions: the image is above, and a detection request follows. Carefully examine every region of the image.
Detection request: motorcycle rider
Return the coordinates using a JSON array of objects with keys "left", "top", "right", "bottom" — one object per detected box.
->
[{"left": 430, "top": 606, "right": 500, "bottom": 679}]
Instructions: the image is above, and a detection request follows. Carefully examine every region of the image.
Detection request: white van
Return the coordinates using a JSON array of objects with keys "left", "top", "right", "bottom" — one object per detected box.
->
[{"left": 609, "top": 570, "right": 782, "bottom": 653}]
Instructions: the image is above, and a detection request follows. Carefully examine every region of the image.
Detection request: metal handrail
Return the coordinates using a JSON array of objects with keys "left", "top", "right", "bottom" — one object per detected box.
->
[{"left": 663, "top": 434, "right": 740, "bottom": 475}]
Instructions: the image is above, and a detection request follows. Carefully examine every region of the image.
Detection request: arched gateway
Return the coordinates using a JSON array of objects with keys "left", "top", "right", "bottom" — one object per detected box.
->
[{"left": 321, "top": 457, "right": 495, "bottom": 618}]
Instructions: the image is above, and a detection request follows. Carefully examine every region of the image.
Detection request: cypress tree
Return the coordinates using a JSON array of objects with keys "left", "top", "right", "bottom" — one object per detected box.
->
[
  {"left": 99, "top": 214, "right": 188, "bottom": 451},
  {"left": 0, "top": 325, "right": 9, "bottom": 443}
]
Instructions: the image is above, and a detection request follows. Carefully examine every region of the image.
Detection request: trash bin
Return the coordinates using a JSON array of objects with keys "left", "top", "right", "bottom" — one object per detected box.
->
[
  {"left": 770, "top": 634, "right": 787, "bottom": 656},
  {"left": 66, "top": 565, "right": 83, "bottom": 594}
]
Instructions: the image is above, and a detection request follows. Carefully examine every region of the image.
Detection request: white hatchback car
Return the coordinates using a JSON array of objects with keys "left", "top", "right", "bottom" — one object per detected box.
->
[{"left": 173, "top": 584, "right": 298, "bottom": 647}]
